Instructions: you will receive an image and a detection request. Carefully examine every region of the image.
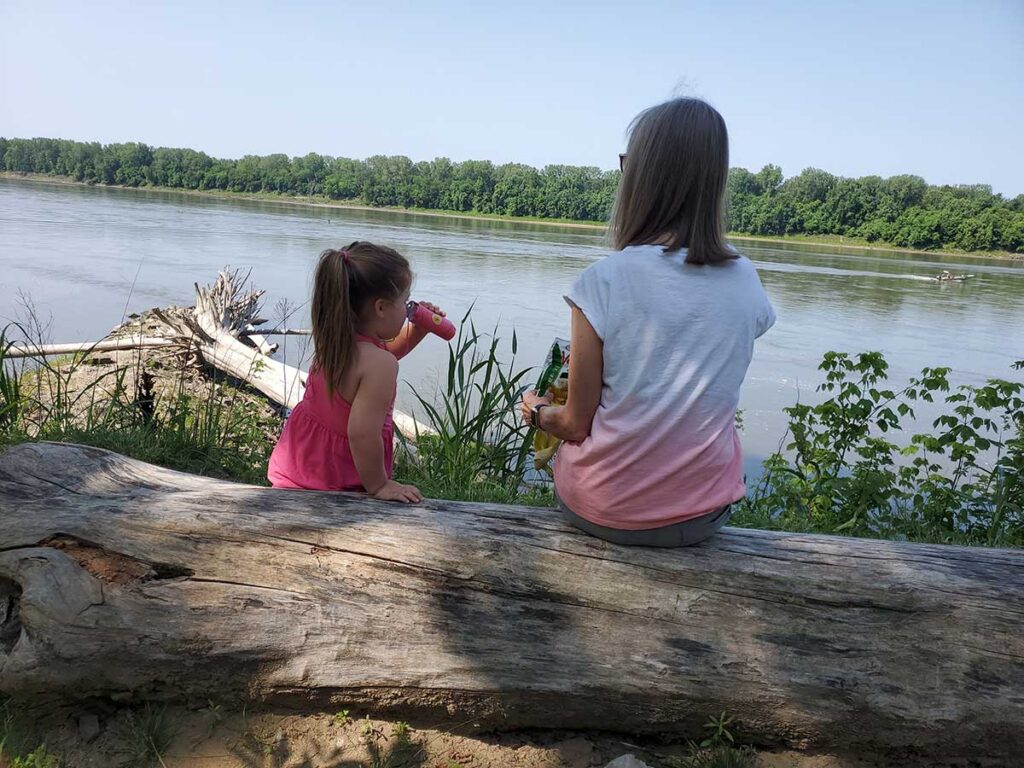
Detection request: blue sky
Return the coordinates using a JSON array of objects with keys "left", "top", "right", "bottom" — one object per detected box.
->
[{"left": 2, "top": 0, "right": 1022, "bottom": 195}]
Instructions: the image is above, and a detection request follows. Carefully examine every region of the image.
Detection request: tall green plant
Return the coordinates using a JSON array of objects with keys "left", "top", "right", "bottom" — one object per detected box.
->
[
  {"left": 0, "top": 697, "right": 59, "bottom": 768},
  {"left": 52, "top": 369, "right": 278, "bottom": 485},
  {"left": 397, "top": 311, "right": 539, "bottom": 503},
  {"left": 0, "top": 328, "right": 26, "bottom": 438}
]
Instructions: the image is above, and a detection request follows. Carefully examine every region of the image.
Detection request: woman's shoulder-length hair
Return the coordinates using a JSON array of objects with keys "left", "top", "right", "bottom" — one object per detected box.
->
[{"left": 609, "top": 98, "right": 736, "bottom": 266}]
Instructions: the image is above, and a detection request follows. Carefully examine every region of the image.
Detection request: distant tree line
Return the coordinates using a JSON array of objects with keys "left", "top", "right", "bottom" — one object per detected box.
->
[
  {"left": 727, "top": 164, "right": 1023, "bottom": 253},
  {"left": 2, "top": 137, "right": 1021, "bottom": 253}
]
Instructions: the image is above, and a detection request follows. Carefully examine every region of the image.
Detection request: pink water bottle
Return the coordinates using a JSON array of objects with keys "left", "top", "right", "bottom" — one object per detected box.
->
[{"left": 406, "top": 301, "right": 456, "bottom": 341}]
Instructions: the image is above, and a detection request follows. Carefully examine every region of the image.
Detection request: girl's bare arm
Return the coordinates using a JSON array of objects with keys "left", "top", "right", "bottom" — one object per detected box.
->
[
  {"left": 348, "top": 350, "right": 422, "bottom": 502},
  {"left": 385, "top": 322, "right": 428, "bottom": 360},
  {"left": 385, "top": 302, "right": 446, "bottom": 359}
]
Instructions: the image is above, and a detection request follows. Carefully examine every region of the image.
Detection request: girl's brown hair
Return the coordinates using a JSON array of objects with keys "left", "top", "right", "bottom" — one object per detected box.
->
[
  {"left": 311, "top": 241, "right": 411, "bottom": 395},
  {"left": 609, "top": 97, "right": 736, "bottom": 266}
]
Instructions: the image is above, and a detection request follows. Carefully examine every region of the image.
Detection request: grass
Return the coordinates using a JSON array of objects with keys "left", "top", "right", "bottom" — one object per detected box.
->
[
  {"left": 1, "top": 323, "right": 278, "bottom": 485},
  {"left": 394, "top": 311, "right": 551, "bottom": 506},
  {"left": 331, "top": 709, "right": 351, "bottom": 727},
  {"left": 726, "top": 230, "right": 1023, "bottom": 261},
  {"left": 0, "top": 697, "right": 60, "bottom": 768},
  {"left": 666, "top": 745, "right": 758, "bottom": 768},
  {"left": 367, "top": 722, "right": 425, "bottom": 768},
  {"left": 643, "top": 712, "right": 758, "bottom": 768},
  {"left": 0, "top": 313, "right": 550, "bottom": 504},
  {"left": 48, "top": 380, "right": 278, "bottom": 486},
  {"left": 121, "top": 703, "right": 177, "bottom": 768}
]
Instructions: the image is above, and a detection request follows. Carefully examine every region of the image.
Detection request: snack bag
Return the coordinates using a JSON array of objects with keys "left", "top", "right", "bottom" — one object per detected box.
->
[{"left": 532, "top": 337, "right": 570, "bottom": 475}]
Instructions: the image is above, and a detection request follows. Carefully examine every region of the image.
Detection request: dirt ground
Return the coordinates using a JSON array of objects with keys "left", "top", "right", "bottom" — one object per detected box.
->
[{"left": 20, "top": 705, "right": 904, "bottom": 768}]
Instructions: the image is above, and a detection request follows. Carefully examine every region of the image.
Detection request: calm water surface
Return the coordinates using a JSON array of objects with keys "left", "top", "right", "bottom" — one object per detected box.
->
[{"left": 3, "top": 177, "right": 1023, "bottom": 471}]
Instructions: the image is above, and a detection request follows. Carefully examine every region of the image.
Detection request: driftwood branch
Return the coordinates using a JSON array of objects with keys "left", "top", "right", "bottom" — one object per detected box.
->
[
  {"left": 241, "top": 328, "right": 311, "bottom": 337},
  {"left": 0, "top": 442, "right": 1021, "bottom": 762},
  {"left": 5, "top": 337, "right": 176, "bottom": 360}
]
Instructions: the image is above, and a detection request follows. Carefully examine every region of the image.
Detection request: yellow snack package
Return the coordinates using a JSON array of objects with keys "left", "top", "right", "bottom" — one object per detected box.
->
[{"left": 532, "top": 337, "right": 570, "bottom": 475}]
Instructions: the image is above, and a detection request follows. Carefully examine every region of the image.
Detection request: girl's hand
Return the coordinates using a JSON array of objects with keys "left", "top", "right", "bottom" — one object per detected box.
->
[
  {"left": 520, "top": 389, "right": 553, "bottom": 426},
  {"left": 417, "top": 301, "right": 445, "bottom": 317},
  {"left": 395, "top": 302, "right": 447, "bottom": 356},
  {"left": 371, "top": 479, "right": 423, "bottom": 503}
]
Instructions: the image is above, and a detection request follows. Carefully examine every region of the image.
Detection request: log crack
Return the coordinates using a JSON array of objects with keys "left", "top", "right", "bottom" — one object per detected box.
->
[
  {"left": 186, "top": 577, "right": 313, "bottom": 598},
  {"left": 526, "top": 542, "right": 921, "bottom": 615},
  {"left": 0, "top": 577, "right": 22, "bottom": 655},
  {"left": 15, "top": 470, "right": 85, "bottom": 496},
  {"left": 38, "top": 535, "right": 194, "bottom": 585}
]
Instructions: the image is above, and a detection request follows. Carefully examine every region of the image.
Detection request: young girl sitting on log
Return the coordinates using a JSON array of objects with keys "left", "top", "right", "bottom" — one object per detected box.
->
[{"left": 269, "top": 241, "right": 443, "bottom": 502}]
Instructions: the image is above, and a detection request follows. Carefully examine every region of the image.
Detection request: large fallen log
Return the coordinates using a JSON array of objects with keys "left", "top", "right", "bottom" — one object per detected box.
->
[{"left": 1, "top": 443, "right": 1021, "bottom": 762}]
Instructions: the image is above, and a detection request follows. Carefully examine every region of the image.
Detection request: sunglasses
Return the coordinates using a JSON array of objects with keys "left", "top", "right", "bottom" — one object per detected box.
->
[{"left": 619, "top": 153, "right": 627, "bottom": 171}]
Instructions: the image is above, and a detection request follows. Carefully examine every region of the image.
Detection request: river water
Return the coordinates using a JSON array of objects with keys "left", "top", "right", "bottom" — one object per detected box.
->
[{"left": 2, "top": 177, "right": 1023, "bottom": 471}]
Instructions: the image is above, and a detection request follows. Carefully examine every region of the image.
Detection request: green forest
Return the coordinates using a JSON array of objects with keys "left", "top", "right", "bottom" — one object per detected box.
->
[{"left": 2, "top": 136, "right": 1022, "bottom": 253}]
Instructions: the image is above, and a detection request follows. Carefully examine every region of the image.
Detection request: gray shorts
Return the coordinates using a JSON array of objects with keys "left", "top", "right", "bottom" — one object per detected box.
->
[{"left": 558, "top": 497, "right": 732, "bottom": 548}]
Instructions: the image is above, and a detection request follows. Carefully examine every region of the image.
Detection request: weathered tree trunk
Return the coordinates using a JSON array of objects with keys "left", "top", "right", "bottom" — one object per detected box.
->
[
  {"left": 155, "top": 272, "right": 306, "bottom": 410},
  {"left": 1, "top": 443, "right": 1021, "bottom": 762}
]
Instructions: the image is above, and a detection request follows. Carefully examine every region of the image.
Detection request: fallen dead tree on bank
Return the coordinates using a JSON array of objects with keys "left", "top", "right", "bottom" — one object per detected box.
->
[
  {"left": 5, "top": 270, "right": 427, "bottom": 437},
  {"left": 150, "top": 271, "right": 305, "bottom": 410},
  {"left": 0, "top": 442, "right": 1021, "bottom": 763}
]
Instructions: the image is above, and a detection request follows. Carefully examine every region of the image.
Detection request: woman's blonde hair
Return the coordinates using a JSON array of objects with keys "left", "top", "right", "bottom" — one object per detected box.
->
[
  {"left": 311, "top": 241, "right": 411, "bottom": 395},
  {"left": 609, "top": 97, "right": 735, "bottom": 265}
]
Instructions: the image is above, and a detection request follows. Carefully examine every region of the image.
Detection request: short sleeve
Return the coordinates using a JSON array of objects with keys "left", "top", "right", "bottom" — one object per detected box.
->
[
  {"left": 755, "top": 287, "right": 776, "bottom": 339},
  {"left": 564, "top": 261, "right": 609, "bottom": 340}
]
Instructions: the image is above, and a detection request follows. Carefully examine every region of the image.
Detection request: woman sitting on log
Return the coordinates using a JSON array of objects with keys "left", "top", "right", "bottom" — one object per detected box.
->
[{"left": 520, "top": 97, "right": 775, "bottom": 547}]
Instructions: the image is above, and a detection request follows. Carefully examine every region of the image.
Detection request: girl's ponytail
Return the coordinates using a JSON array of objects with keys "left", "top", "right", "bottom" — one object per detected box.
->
[
  {"left": 311, "top": 241, "right": 412, "bottom": 396},
  {"left": 312, "top": 247, "right": 358, "bottom": 396}
]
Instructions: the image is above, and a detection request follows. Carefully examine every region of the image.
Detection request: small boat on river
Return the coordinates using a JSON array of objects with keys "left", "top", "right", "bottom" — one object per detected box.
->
[{"left": 928, "top": 270, "right": 975, "bottom": 282}]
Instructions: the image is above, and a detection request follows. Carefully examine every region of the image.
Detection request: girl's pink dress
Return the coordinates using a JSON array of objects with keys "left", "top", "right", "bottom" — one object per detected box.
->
[{"left": 268, "top": 335, "right": 395, "bottom": 491}]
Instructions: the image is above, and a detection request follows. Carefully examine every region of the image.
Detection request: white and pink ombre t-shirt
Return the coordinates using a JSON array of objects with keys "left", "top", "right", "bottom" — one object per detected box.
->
[{"left": 553, "top": 244, "right": 775, "bottom": 530}]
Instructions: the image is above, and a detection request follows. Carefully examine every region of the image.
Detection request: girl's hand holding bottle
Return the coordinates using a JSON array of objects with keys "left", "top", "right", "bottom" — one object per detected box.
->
[{"left": 406, "top": 300, "right": 456, "bottom": 340}]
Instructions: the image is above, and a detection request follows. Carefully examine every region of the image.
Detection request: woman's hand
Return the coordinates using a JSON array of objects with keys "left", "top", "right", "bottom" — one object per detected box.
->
[
  {"left": 519, "top": 309, "right": 602, "bottom": 443},
  {"left": 520, "top": 389, "right": 553, "bottom": 426},
  {"left": 371, "top": 479, "right": 423, "bottom": 503}
]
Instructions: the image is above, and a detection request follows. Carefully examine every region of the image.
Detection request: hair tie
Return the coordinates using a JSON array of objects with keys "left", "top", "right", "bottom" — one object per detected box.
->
[{"left": 341, "top": 250, "right": 351, "bottom": 265}]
